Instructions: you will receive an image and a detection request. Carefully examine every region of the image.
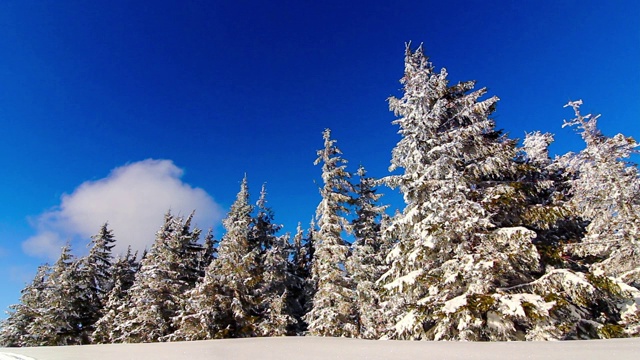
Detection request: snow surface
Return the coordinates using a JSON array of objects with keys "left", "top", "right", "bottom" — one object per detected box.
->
[{"left": 2, "top": 337, "right": 640, "bottom": 360}]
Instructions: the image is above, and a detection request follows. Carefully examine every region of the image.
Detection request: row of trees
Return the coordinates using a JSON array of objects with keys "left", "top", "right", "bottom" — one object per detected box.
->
[
  {"left": 0, "top": 129, "right": 389, "bottom": 345},
  {"left": 2, "top": 44, "right": 639, "bottom": 345}
]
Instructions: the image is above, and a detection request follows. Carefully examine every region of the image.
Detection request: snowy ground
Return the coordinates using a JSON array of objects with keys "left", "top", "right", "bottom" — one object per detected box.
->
[{"left": 1, "top": 337, "right": 639, "bottom": 360}]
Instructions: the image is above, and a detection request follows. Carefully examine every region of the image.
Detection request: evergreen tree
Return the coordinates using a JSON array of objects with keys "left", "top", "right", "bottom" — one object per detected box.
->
[
  {"left": 252, "top": 184, "right": 282, "bottom": 251},
  {"left": 83, "top": 223, "right": 117, "bottom": 296},
  {"left": 560, "top": 100, "right": 640, "bottom": 287},
  {"left": 304, "top": 129, "right": 358, "bottom": 337},
  {"left": 0, "top": 264, "right": 50, "bottom": 347},
  {"left": 27, "top": 244, "right": 84, "bottom": 345},
  {"left": 287, "top": 223, "right": 309, "bottom": 334},
  {"left": 287, "top": 220, "right": 317, "bottom": 334},
  {"left": 346, "top": 165, "right": 390, "bottom": 339},
  {"left": 172, "top": 177, "right": 260, "bottom": 340},
  {"left": 253, "top": 185, "right": 296, "bottom": 336},
  {"left": 74, "top": 223, "right": 116, "bottom": 343},
  {"left": 380, "top": 44, "right": 640, "bottom": 340},
  {"left": 198, "top": 228, "right": 217, "bottom": 276},
  {"left": 258, "top": 233, "right": 295, "bottom": 336},
  {"left": 92, "top": 247, "right": 139, "bottom": 344},
  {"left": 113, "top": 212, "right": 201, "bottom": 343}
]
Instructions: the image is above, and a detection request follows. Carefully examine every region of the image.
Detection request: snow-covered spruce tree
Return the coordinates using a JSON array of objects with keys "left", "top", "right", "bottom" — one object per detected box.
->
[
  {"left": 345, "top": 165, "right": 391, "bottom": 339},
  {"left": 559, "top": 100, "right": 640, "bottom": 287},
  {"left": 258, "top": 233, "right": 296, "bottom": 336},
  {"left": 112, "top": 212, "right": 202, "bottom": 343},
  {"left": 253, "top": 185, "right": 296, "bottom": 336},
  {"left": 73, "top": 223, "right": 117, "bottom": 343},
  {"left": 286, "top": 222, "right": 312, "bottom": 334},
  {"left": 381, "top": 44, "right": 521, "bottom": 340},
  {"left": 92, "top": 247, "right": 139, "bottom": 344},
  {"left": 302, "top": 218, "right": 318, "bottom": 310},
  {"left": 0, "top": 264, "right": 50, "bottom": 347},
  {"left": 198, "top": 228, "right": 218, "bottom": 276},
  {"left": 304, "top": 129, "right": 358, "bottom": 337},
  {"left": 380, "top": 44, "right": 640, "bottom": 340},
  {"left": 286, "top": 219, "right": 319, "bottom": 334},
  {"left": 26, "top": 244, "right": 85, "bottom": 346},
  {"left": 171, "top": 177, "right": 260, "bottom": 340}
]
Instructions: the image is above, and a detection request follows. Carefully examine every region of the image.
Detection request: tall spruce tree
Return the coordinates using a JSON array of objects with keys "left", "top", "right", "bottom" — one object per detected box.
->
[
  {"left": 172, "top": 177, "right": 260, "bottom": 340},
  {"left": 380, "top": 44, "right": 640, "bottom": 340},
  {"left": 304, "top": 129, "right": 358, "bottom": 337}
]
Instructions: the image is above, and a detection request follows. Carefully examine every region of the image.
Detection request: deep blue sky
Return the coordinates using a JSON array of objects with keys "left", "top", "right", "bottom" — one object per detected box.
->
[{"left": 0, "top": 1, "right": 638, "bottom": 317}]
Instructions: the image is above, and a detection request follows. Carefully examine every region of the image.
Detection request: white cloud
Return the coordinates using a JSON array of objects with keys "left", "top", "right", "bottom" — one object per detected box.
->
[
  {"left": 22, "top": 159, "right": 224, "bottom": 260},
  {"left": 21, "top": 231, "right": 64, "bottom": 259}
]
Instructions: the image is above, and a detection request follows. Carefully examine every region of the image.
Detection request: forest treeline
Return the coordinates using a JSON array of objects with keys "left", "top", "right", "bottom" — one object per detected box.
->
[{"left": 1, "top": 45, "right": 639, "bottom": 346}]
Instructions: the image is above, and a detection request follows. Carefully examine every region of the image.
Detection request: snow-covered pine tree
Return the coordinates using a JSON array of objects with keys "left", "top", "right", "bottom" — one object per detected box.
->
[
  {"left": 560, "top": 100, "right": 640, "bottom": 287},
  {"left": 252, "top": 184, "right": 282, "bottom": 251},
  {"left": 258, "top": 233, "right": 295, "bottom": 336},
  {"left": 286, "top": 220, "right": 319, "bottom": 334},
  {"left": 286, "top": 223, "right": 311, "bottom": 334},
  {"left": 198, "top": 228, "right": 217, "bottom": 276},
  {"left": 304, "top": 129, "right": 358, "bottom": 337},
  {"left": 73, "top": 223, "right": 116, "bottom": 343},
  {"left": 26, "top": 244, "right": 84, "bottom": 345},
  {"left": 112, "top": 212, "right": 201, "bottom": 343},
  {"left": 380, "top": 44, "right": 640, "bottom": 340},
  {"left": 346, "top": 165, "right": 391, "bottom": 339},
  {"left": 83, "top": 223, "right": 116, "bottom": 297},
  {"left": 253, "top": 185, "right": 296, "bottom": 336},
  {"left": 171, "top": 177, "right": 260, "bottom": 340},
  {"left": 92, "top": 247, "right": 139, "bottom": 344},
  {"left": 0, "top": 264, "right": 50, "bottom": 347},
  {"left": 301, "top": 218, "right": 318, "bottom": 315},
  {"left": 380, "top": 43, "right": 518, "bottom": 340}
]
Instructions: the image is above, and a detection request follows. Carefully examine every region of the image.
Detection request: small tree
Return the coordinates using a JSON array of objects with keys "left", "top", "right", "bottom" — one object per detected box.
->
[
  {"left": 198, "top": 229, "right": 217, "bottom": 276},
  {"left": 92, "top": 247, "right": 139, "bottom": 344},
  {"left": 346, "top": 165, "right": 390, "bottom": 339},
  {"left": 0, "top": 264, "right": 50, "bottom": 347},
  {"left": 27, "top": 244, "right": 84, "bottom": 345},
  {"left": 253, "top": 185, "right": 296, "bottom": 336},
  {"left": 286, "top": 220, "right": 318, "bottom": 334},
  {"left": 113, "top": 212, "right": 201, "bottom": 343}
]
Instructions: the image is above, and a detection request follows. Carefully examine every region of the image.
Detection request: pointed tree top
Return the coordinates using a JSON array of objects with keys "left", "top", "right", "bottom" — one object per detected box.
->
[
  {"left": 257, "top": 183, "right": 268, "bottom": 209},
  {"left": 356, "top": 164, "right": 367, "bottom": 178}
]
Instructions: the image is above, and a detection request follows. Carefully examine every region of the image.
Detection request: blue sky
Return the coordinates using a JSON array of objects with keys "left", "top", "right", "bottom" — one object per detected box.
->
[{"left": 0, "top": 1, "right": 638, "bottom": 317}]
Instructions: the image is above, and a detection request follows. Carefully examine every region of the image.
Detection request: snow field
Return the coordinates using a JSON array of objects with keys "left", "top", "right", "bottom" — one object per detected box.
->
[{"left": 2, "top": 337, "right": 640, "bottom": 360}]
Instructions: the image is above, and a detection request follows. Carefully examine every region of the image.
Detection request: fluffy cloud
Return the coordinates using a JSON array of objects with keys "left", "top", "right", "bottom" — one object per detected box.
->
[{"left": 23, "top": 159, "right": 224, "bottom": 260}]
